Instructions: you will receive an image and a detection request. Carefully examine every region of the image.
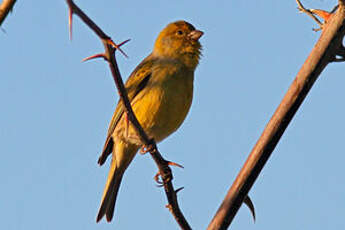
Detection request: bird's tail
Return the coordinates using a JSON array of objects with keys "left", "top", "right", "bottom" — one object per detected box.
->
[{"left": 96, "top": 141, "right": 138, "bottom": 223}]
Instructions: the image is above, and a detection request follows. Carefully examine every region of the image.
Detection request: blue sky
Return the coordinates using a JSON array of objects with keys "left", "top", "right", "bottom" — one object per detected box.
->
[{"left": 1, "top": 0, "right": 344, "bottom": 229}]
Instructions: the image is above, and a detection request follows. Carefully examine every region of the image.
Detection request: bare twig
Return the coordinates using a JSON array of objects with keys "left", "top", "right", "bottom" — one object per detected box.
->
[
  {"left": 0, "top": 0, "right": 16, "bottom": 26},
  {"left": 207, "top": 1, "right": 345, "bottom": 229},
  {"left": 296, "top": 0, "right": 324, "bottom": 31},
  {"left": 65, "top": 1, "right": 191, "bottom": 229},
  {"left": 310, "top": 9, "right": 333, "bottom": 22}
]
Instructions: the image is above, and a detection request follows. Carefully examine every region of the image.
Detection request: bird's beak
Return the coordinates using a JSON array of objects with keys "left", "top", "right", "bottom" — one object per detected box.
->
[{"left": 188, "top": 30, "right": 204, "bottom": 41}]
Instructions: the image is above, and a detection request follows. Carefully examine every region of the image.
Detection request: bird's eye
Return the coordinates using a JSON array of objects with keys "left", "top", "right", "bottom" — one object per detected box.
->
[{"left": 177, "top": 30, "right": 183, "bottom": 35}]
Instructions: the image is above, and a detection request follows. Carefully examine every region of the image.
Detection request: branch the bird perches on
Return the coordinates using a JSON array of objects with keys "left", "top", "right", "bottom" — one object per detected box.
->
[{"left": 66, "top": 0, "right": 191, "bottom": 229}]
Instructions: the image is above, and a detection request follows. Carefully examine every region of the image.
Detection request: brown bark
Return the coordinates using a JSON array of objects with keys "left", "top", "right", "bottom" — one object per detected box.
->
[
  {"left": 207, "top": 1, "right": 345, "bottom": 229},
  {"left": 0, "top": 0, "right": 16, "bottom": 26}
]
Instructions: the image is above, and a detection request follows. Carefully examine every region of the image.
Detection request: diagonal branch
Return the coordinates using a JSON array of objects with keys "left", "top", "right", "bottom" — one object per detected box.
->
[
  {"left": 207, "top": 1, "right": 345, "bottom": 229},
  {"left": 0, "top": 0, "right": 16, "bottom": 26},
  {"left": 65, "top": 1, "right": 191, "bottom": 229}
]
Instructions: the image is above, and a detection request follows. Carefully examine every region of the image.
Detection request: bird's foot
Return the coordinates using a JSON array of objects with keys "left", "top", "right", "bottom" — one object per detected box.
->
[
  {"left": 154, "top": 172, "right": 164, "bottom": 186},
  {"left": 140, "top": 138, "right": 157, "bottom": 154},
  {"left": 154, "top": 160, "right": 184, "bottom": 186}
]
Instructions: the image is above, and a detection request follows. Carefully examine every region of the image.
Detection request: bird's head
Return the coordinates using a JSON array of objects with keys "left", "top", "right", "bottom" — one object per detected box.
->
[{"left": 153, "top": 20, "right": 203, "bottom": 70}]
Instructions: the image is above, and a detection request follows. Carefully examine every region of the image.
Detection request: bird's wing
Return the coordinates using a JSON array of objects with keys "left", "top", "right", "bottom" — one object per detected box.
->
[{"left": 98, "top": 55, "right": 154, "bottom": 165}]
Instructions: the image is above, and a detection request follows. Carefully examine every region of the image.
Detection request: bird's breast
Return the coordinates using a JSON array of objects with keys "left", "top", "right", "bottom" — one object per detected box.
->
[{"left": 132, "top": 68, "right": 194, "bottom": 142}]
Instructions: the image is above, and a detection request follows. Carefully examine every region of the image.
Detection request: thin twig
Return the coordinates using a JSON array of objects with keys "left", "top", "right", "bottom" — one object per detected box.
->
[
  {"left": 207, "top": 1, "right": 345, "bottom": 229},
  {"left": 65, "top": 1, "right": 191, "bottom": 229},
  {"left": 296, "top": 0, "right": 324, "bottom": 31},
  {"left": 0, "top": 0, "right": 16, "bottom": 26}
]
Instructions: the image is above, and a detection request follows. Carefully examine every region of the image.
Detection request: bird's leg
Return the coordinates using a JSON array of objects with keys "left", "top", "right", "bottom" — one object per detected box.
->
[
  {"left": 124, "top": 112, "right": 129, "bottom": 138},
  {"left": 139, "top": 138, "right": 184, "bottom": 184}
]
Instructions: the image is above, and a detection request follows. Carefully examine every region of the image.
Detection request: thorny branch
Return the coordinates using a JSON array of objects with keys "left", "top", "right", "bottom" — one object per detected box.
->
[
  {"left": 207, "top": 0, "right": 345, "bottom": 229},
  {"left": 65, "top": 1, "right": 191, "bottom": 229}
]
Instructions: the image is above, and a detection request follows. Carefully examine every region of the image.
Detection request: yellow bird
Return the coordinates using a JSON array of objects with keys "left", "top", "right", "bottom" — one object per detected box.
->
[{"left": 96, "top": 20, "right": 203, "bottom": 223}]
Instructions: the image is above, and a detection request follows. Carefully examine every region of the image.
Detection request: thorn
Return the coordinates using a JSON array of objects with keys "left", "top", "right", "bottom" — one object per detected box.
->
[
  {"left": 167, "top": 161, "right": 184, "bottom": 169},
  {"left": 310, "top": 9, "right": 332, "bottom": 21},
  {"left": 243, "top": 195, "right": 256, "bottom": 222},
  {"left": 165, "top": 204, "right": 173, "bottom": 211},
  {"left": 82, "top": 53, "right": 106, "bottom": 62},
  {"left": 312, "top": 27, "right": 322, "bottom": 32},
  {"left": 331, "top": 5, "right": 339, "bottom": 14},
  {"left": 68, "top": 7, "right": 73, "bottom": 40},
  {"left": 106, "top": 39, "right": 129, "bottom": 58},
  {"left": 118, "top": 39, "right": 131, "bottom": 47},
  {"left": 175, "top": 187, "right": 184, "bottom": 194}
]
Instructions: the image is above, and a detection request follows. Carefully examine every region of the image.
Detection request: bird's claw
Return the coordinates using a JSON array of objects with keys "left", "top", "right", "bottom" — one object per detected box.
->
[
  {"left": 154, "top": 172, "right": 164, "bottom": 187},
  {"left": 153, "top": 160, "right": 184, "bottom": 186},
  {"left": 140, "top": 145, "right": 151, "bottom": 154},
  {"left": 140, "top": 138, "right": 157, "bottom": 154}
]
